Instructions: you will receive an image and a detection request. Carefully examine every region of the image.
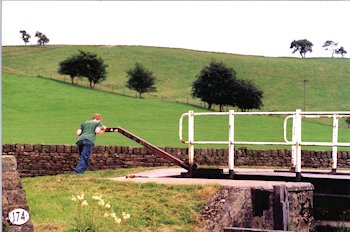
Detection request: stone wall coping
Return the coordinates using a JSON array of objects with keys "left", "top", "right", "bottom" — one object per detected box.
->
[{"left": 2, "top": 155, "right": 17, "bottom": 171}]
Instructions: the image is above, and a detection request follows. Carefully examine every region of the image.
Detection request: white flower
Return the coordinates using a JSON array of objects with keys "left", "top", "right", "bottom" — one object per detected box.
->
[
  {"left": 77, "top": 194, "right": 85, "bottom": 201},
  {"left": 123, "top": 213, "right": 131, "bottom": 220},
  {"left": 114, "top": 217, "right": 122, "bottom": 224},
  {"left": 81, "top": 200, "right": 88, "bottom": 206},
  {"left": 105, "top": 203, "right": 111, "bottom": 208},
  {"left": 110, "top": 212, "right": 117, "bottom": 219},
  {"left": 71, "top": 196, "right": 77, "bottom": 202},
  {"left": 98, "top": 200, "right": 105, "bottom": 206},
  {"left": 103, "top": 212, "right": 109, "bottom": 217},
  {"left": 92, "top": 195, "right": 102, "bottom": 200}
]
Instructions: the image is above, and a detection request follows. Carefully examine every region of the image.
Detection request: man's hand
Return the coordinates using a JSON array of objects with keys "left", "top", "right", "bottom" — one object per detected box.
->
[
  {"left": 95, "top": 126, "right": 107, "bottom": 134},
  {"left": 76, "top": 129, "right": 82, "bottom": 136}
]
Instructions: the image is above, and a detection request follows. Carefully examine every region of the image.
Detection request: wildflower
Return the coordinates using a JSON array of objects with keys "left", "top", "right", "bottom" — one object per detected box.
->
[
  {"left": 105, "top": 203, "right": 111, "bottom": 208},
  {"left": 110, "top": 212, "right": 117, "bottom": 219},
  {"left": 81, "top": 200, "right": 88, "bottom": 206},
  {"left": 122, "top": 212, "right": 131, "bottom": 220},
  {"left": 92, "top": 195, "right": 102, "bottom": 200},
  {"left": 77, "top": 193, "right": 85, "bottom": 201},
  {"left": 103, "top": 212, "right": 109, "bottom": 218},
  {"left": 98, "top": 200, "right": 105, "bottom": 206},
  {"left": 71, "top": 196, "right": 77, "bottom": 202},
  {"left": 114, "top": 217, "right": 122, "bottom": 224}
]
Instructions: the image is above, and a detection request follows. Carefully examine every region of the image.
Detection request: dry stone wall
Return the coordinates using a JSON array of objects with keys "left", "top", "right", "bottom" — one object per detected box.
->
[
  {"left": 2, "top": 155, "right": 34, "bottom": 232},
  {"left": 2, "top": 144, "right": 350, "bottom": 177}
]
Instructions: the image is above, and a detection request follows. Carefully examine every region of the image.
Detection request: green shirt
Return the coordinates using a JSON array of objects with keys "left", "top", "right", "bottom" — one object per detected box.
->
[{"left": 77, "top": 120, "right": 103, "bottom": 143}]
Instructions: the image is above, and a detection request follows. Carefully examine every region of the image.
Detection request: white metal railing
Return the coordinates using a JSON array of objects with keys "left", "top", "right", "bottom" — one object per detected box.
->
[{"left": 179, "top": 109, "right": 350, "bottom": 177}]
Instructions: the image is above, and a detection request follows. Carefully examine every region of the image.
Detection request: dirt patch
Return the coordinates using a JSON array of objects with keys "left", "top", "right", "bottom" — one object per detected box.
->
[{"left": 34, "top": 223, "right": 67, "bottom": 232}]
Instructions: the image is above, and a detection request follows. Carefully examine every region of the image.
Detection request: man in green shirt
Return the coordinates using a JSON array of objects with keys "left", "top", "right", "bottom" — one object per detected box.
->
[{"left": 73, "top": 113, "right": 106, "bottom": 174}]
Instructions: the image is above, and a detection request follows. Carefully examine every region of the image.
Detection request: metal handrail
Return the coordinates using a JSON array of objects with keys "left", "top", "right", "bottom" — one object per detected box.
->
[{"left": 179, "top": 110, "right": 350, "bottom": 177}]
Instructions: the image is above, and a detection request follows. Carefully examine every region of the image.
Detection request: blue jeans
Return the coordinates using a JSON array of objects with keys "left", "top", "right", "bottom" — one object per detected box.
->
[{"left": 75, "top": 139, "right": 94, "bottom": 173}]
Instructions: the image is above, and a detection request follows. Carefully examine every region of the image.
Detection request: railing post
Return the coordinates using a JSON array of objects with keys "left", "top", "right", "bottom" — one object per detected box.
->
[
  {"left": 228, "top": 110, "right": 235, "bottom": 179},
  {"left": 331, "top": 114, "right": 339, "bottom": 173},
  {"left": 293, "top": 109, "right": 302, "bottom": 180},
  {"left": 291, "top": 116, "right": 297, "bottom": 171},
  {"left": 188, "top": 111, "right": 195, "bottom": 165}
]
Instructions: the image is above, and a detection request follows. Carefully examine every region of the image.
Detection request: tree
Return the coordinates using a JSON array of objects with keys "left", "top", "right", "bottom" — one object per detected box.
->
[
  {"left": 234, "top": 80, "right": 263, "bottom": 112},
  {"left": 58, "top": 50, "right": 108, "bottom": 88},
  {"left": 35, "top": 31, "right": 49, "bottom": 45},
  {"left": 322, "top": 40, "right": 338, "bottom": 58},
  {"left": 335, "top": 46, "right": 347, "bottom": 58},
  {"left": 290, "top": 39, "right": 313, "bottom": 58},
  {"left": 19, "top": 30, "right": 31, "bottom": 45},
  {"left": 58, "top": 55, "right": 80, "bottom": 84},
  {"left": 126, "top": 63, "right": 157, "bottom": 98},
  {"left": 346, "top": 118, "right": 350, "bottom": 128},
  {"left": 192, "top": 61, "right": 238, "bottom": 111}
]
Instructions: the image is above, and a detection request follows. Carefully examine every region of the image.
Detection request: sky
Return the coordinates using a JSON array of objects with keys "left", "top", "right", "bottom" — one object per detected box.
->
[{"left": 2, "top": 1, "right": 350, "bottom": 58}]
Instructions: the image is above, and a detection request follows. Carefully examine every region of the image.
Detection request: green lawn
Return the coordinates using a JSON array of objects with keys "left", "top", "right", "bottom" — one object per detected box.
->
[
  {"left": 22, "top": 168, "right": 219, "bottom": 232},
  {"left": 3, "top": 72, "right": 350, "bottom": 150}
]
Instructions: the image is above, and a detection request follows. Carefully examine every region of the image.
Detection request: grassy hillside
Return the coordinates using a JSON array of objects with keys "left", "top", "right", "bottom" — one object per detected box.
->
[
  {"left": 3, "top": 73, "right": 350, "bottom": 149},
  {"left": 3, "top": 45, "right": 350, "bottom": 111},
  {"left": 2, "top": 72, "right": 201, "bottom": 146}
]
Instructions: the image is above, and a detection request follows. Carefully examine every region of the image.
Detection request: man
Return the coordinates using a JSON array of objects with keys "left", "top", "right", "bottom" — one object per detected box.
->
[{"left": 73, "top": 113, "right": 107, "bottom": 174}]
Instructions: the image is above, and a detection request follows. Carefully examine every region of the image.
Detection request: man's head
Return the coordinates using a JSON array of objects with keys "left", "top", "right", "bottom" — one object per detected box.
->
[{"left": 92, "top": 113, "right": 103, "bottom": 121}]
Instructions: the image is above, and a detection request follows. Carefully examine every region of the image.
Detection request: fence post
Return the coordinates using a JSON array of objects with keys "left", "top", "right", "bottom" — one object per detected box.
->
[
  {"left": 293, "top": 109, "right": 302, "bottom": 180},
  {"left": 331, "top": 114, "right": 339, "bottom": 173},
  {"left": 228, "top": 110, "right": 235, "bottom": 178},
  {"left": 291, "top": 117, "right": 297, "bottom": 171},
  {"left": 188, "top": 111, "right": 195, "bottom": 165}
]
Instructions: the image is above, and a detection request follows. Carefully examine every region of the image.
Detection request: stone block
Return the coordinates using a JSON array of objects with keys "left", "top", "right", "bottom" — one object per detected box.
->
[
  {"left": 64, "top": 145, "right": 72, "bottom": 153},
  {"left": 2, "top": 155, "right": 17, "bottom": 171},
  {"left": 57, "top": 145, "right": 65, "bottom": 153},
  {"left": 24, "top": 144, "right": 33, "bottom": 152},
  {"left": 3, "top": 144, "right": 12, "bottom": 152},
  {"left": 33, "top": 144, "right": 42, "bottom": 152}
]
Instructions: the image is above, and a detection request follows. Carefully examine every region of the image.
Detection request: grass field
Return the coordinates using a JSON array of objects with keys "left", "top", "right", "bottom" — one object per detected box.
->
[
  {"left": 3, "top": 45, "right": 350, "bottom": 111},
  {"left": 22, "top": 168, "right": 219, "bottom": 232},
  {"left": 3, "top": 72, "right": 350, "bottom": 150}
]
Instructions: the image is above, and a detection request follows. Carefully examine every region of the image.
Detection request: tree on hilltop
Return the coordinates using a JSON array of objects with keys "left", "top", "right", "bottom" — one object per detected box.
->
[
  {"left": 35, "top": 31, "right": 49, "bottom": 45},
  {"left": 58, "top": 50, "right": 108, "bottom": 88},
  {"left": 126, "top": 63, "right": 157, "bottom": 98},
  {"left": 335, "top": 46, "right": 347, "bottom": 58},
  {"left": 290, "top": 39, "right": 313, "bottom": 58},
  {"left": 19, "top": 30, "right": 31, "bottom": 45},
  {"left": 322, "top": 40, "right": 338, "bottom": 58}
]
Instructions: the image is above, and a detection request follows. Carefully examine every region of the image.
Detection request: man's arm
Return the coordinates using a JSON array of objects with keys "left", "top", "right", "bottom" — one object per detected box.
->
[{"left": 95, "top": 126, "right": 107, "bottom": 134}]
